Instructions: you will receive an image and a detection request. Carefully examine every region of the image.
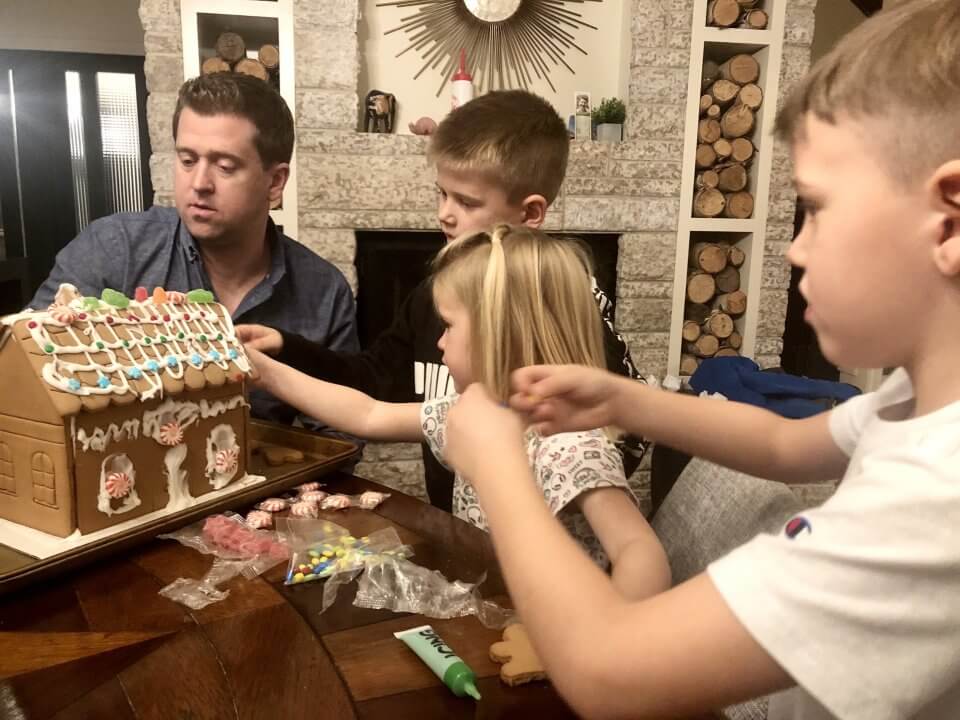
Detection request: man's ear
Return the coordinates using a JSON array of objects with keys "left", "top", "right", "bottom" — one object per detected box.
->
[
  {"left": 519, "top": 194, "right": 548, "bottom": 229},
  {"left": 930, "top": 160, "right": 960, "bottom": 277},
  {"left": 268, "top": 163, "right": 290, "bottom": 209}
]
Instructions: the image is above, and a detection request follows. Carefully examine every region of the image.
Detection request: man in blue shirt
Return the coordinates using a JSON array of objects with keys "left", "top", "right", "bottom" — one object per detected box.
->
[{"left": 29, "top": 72, "right": 358, "bottom": 426}]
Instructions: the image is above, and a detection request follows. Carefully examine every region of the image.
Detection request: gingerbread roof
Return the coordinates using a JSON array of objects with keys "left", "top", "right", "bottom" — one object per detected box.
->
[{"left": 0, "top": 284, "right": 254, "bottom": 418}]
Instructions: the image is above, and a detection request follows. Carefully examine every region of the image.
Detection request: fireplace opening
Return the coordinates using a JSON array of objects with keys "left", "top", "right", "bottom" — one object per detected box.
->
[{"left": 354, "top": 231, "right": 621, "bottom": 349}]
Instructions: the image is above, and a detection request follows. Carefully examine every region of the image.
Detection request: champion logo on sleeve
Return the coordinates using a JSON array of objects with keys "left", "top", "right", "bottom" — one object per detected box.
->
[{"left": 784, "top": 516, "right": 812, "bottom": 539}]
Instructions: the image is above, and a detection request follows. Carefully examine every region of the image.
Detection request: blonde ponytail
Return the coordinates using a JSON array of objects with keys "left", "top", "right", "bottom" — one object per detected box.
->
[{"left": 432, "top": 224, "right": 606, "bottom": 402}]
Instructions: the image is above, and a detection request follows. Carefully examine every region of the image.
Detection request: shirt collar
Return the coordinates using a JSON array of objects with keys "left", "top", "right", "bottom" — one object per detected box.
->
[{"left": 177, "top": 216, "right": 288, "bottom": 287}]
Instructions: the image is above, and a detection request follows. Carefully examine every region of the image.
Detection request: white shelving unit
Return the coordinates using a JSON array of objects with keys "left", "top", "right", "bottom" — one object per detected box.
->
[
  {"left": 667, "top": 0, "right": 786, "bottom": 376},
  {"left": 180, "top": 0, "right": 298, "bottom": 239}
]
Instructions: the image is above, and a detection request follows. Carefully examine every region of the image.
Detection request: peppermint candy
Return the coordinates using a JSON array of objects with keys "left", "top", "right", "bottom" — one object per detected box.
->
[
  {"left": 299, "top": 490, "right": 328, "bottom": 504},
  {"left": 105, "top": 471, "right": 132, "bottom": 499},
  {"left": 320, "top": 494, "right": 352, "bottom": 511},
  {"left": 257, "top": 497, "right": 288, "bottom": 513},
  {"left": 245, "top": 510, "right": 273, "bottom": 529},
  {"left": 166, "top": 291, "right": 187, "bottom": 305},
  {"left": 290, "top": 500, "right": 318, "bottom": 518},
  {"left": 295, "top": 482, "right": 322, "bottom": 493},
  {"left": 48, "top": 305, "right": 77, "bottom": 326},
  {"left": 358, "top": 491, "right": 390, "bottom": 510},
  {"left": 157, "top": 421, "right": 184, "bottom": 446},
  {"left": 214, "top": 447, "right": 239, "bottom": 475}
]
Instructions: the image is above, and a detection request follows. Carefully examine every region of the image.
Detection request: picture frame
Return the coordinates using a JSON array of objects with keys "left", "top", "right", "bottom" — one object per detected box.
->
[{"left": 574, "top": 91, "right": 592, "bottom": 116}]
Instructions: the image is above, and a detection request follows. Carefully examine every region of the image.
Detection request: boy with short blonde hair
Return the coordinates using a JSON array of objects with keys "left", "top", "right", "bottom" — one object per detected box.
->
[{"left": 442, "top": 1, "right": 960, "bottom": 717}]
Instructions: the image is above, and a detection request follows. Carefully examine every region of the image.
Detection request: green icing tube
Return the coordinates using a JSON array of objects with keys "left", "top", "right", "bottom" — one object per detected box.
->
[{"left": 394, "top": 624, "right": 481, "bottom": 700}]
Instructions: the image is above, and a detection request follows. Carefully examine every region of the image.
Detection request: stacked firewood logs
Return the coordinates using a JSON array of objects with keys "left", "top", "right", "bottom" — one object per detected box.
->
[
  {"left": 681, "top": 241, "right": 747, "bottom": 375},
  {"left": 707, "top": 0, "right": 768, "bottom": 29},
  {"left": 693, "top": 53, "right": 762, "bottom": 219},
  {"left": 201, "top": 31, "right": 279, "bottom": 87}
]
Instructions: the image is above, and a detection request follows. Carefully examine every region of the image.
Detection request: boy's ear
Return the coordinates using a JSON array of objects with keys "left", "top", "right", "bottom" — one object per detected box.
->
[
  {"left": 931, "top": 160, "right": 960, "bottom": 277},
  {"left": 519, "top": 194, "right": 548, "bottom": 229}
]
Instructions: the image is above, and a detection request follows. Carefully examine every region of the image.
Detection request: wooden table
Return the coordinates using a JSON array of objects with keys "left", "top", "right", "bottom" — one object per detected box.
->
[{"left": 0, "top": 473, "right": 721, "bottom": 719}]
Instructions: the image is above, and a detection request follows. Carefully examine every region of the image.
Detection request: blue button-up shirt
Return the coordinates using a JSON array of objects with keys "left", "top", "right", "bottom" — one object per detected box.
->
[{"left": 29, "top": 205, "right": 359, "bottom": 426}]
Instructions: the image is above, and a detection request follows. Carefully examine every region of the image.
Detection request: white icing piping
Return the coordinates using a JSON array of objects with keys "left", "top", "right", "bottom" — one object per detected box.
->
[
  {"left": 97, "top": 453, "right": 141, "bottom": 516},
  {"left": 163, "top": 444, "right": 192, "bottom": 511},
  {"left": 15, "top": 294, "right": 252, "bottom": 400},
  {"left": 142, "top": 395, "right": 247, "bottom": 446},
  {"left": 75, "top": 394, "right": 246, "bottom": 454},
  {"left": 205, "top": 423, "right": 240, "bottom": 490},
  {"left": 76, "top": 420, "right": 140, "bottom": 453}
]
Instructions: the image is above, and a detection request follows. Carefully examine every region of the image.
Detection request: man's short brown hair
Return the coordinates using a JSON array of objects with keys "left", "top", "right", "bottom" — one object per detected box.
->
[
  {"left": 775, "top": 0, "right": 960, "bottom": 186},
  {"left": 173, "top": 72, "right": 294, "bottom": 167},
  {"left": 428, "top": 90, "right": 569, "bottom": 204}
]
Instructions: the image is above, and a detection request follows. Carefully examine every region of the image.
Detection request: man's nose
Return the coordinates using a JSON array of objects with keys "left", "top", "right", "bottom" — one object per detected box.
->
[{"left": 192, "top": 162, "right": 214, "bottom": 192}]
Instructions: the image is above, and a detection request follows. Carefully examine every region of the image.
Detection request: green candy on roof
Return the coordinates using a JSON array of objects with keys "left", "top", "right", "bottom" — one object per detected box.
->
[
  {"left": 81, "top": 296, "right": 101, "bottom": 311},
  {"left": 100, "top": 288, "right": 129, "bottom": 309},
  {"left": 186, "top": 289, "right": 215, "bottom": 304}
]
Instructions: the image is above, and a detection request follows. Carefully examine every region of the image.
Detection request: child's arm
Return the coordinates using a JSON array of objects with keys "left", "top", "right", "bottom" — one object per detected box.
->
[
  {"left": 577, "top": 488, "right": 671, "bottom": 600},
  {"left": 513, "top": 365, "right": 849, "bottom": 485},
  {"left": 248, "top": 347, "right": 423, "bottom": 442},
  {"left": 446, "top": 386, "right": 791, "bottom": 719}
]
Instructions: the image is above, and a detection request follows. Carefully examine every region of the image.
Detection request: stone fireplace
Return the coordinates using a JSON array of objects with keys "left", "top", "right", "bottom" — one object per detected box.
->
[{"left": 139, "top": 0, "right": 817, "bottom": 506}]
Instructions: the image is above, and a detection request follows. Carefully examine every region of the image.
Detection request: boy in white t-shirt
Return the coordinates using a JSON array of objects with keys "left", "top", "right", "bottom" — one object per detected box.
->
[{"left": 438, "top": 1, "right": 960, "bottom": 718}]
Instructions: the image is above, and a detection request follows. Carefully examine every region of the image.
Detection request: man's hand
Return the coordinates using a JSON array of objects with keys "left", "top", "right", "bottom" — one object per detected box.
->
[
  {"left": 510, "top": 365, "right": 626, "bottom": 436},
  {"left": 235, "top": 324, "right": 283, "bottom": 355},
  {"left": 446, "top": 383, "right": 527, "bottom": 481}
]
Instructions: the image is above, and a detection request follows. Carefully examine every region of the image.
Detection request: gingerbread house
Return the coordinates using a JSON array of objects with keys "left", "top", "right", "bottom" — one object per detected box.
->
[{"left": 0, "top": 284, "right": 254, "bottom": 537}]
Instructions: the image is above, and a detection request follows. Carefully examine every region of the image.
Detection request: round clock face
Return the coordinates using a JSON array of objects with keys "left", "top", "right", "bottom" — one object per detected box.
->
[{"left": 464, "top": 0, "right": 522, "bottom": 22}]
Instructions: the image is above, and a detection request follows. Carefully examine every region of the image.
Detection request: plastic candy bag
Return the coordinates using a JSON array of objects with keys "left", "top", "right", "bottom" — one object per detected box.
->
[
  {"left": 354, "top": 557, "right": 514, "bottom": 629},
  {"left": 157, "top": 512, "right": 290, "bottom": 608}
]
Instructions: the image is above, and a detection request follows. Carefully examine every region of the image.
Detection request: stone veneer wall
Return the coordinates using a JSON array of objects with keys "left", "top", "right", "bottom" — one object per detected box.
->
[{"left": 139, "top": 0, "right": 821, "bottom": 509}]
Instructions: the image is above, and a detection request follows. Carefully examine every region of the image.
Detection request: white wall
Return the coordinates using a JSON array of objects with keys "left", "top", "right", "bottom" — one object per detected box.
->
[
  {"left": 359, "top": 0, "right": 628, "bottom": 133},
  {"left": 0, "top": 0, "right": 144, "bottom": 56}
]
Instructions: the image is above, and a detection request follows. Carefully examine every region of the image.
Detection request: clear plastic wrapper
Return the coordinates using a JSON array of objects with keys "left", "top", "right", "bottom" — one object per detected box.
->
[
  {"left": 157, "top": 512, "right": 291, "bottom": 607},
  {"left": 354, "top": 557, "right": 514, "bottom": 629}
]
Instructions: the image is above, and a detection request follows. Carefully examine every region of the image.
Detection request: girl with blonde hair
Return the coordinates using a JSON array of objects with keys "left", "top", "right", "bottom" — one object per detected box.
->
[{"left": 247, "top": 224, "right": 669, "bottom": 598}]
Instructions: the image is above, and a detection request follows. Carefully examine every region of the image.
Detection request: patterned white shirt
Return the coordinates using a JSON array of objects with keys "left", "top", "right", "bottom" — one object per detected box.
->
[{"left": 420, "top": 394, "right": 635, "bottom": 566}]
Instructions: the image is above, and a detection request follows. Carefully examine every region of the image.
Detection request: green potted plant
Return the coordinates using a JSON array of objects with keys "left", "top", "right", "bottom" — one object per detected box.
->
[{"left": 591, "top": 97, "right": 626, "bottom": 143}]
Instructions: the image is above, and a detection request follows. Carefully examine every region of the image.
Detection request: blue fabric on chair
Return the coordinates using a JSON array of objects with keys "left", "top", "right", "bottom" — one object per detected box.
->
[{"left": 689, "top": 357, "right": 861, "bottom": 418}]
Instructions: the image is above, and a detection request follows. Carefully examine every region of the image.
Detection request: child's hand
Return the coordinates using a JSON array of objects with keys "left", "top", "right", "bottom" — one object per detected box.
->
[
  {"left": 241, "top": 345, "right": 275, "bottom": 387},
  {"left": 510, "top": 365, "right": 624, "bottom": 435},
  {"left": 235, "top": 323, "right": 283, "bottom": 355},
  {"left": 446, "top": 383, "right": 527, "bottom": 480}
]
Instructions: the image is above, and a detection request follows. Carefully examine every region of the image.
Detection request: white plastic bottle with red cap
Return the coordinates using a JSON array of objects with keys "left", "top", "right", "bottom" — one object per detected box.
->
[{"left": 450, "top": 49, "right": 474, "bottom": 110}]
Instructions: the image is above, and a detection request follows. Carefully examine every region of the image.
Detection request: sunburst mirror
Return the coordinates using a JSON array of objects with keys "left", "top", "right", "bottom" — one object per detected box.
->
[{"left": 377, "top": 0, "right": 603, "bottom": 96}]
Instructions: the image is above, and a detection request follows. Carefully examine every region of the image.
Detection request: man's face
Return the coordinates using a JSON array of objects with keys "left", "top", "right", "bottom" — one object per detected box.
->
[
  {"left": 435, "top": 163, "right": 526, "bottom": 242},
  {"left": 173, "top": 108, "right": 286, "bottom": 245}
]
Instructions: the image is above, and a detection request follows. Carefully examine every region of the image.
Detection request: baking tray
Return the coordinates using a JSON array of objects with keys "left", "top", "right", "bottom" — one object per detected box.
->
[{"left": 0, "top": 420, "right": 360, "bottom": 594}]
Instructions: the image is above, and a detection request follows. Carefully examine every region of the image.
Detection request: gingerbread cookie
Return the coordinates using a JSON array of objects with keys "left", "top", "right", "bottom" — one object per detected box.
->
[
  {"left": 261, "top": 445, "right": 305, "bottom": 467},
  {"left": 489, "top": 623, "right": 547, "bottom": 686}
]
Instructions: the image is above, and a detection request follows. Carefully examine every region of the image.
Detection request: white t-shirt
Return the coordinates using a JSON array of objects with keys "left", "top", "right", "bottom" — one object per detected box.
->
[
  {"left": 420, "top": 394, "right": 635, "bottom": 567},
  {"left": 709, "top": 369, "right": 960, "bottom": 720}
]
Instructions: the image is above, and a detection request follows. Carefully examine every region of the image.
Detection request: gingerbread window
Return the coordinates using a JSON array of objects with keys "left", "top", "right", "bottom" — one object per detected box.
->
[
  {"left": 31, "top": 453, "right": 57, "bottom": 507},
  {"left": 0, "top": 443, "right": 14, "bottom": 495}
]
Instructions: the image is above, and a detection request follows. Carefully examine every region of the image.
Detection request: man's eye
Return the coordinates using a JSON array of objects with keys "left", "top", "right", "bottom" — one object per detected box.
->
[
  {"left": 179, "top": 157, "right": 195, "bottom": 167},
  {"left": 218, "top": 164, "right": 236, "bottom": 174}
]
